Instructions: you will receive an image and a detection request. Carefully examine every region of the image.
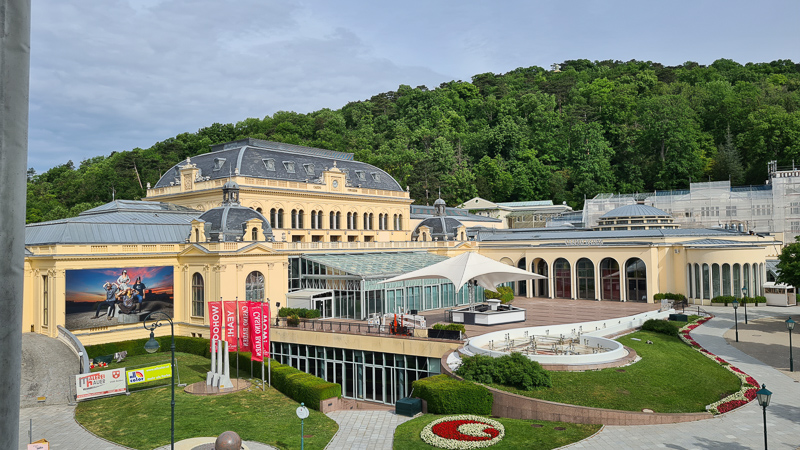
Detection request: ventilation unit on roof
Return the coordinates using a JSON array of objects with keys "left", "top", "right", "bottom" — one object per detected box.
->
[
  {"left": 283, "top": 161, "right": 295, "bottom": 173},
  {"left": 213, "top": 158, "right": 226, "bottom": 171},
  {"left": 263, "top": 158, "right": 275, "bottom": 171},
  {"left": 303, "top": 163, "right": 315, "bottom": 175}
]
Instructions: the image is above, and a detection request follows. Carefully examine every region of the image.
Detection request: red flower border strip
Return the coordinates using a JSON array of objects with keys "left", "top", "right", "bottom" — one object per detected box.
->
[
  {"left": 421, "top": 415, "right": 505, "bottom": 449},
  {"left": 678, "top": 317, "right": 759, "bottom": 415}
]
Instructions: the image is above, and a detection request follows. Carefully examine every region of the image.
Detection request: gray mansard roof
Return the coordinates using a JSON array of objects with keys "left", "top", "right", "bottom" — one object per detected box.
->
[
  {"left": 198, "top": 204, "right": 273, "bottom": 242},
  {"left": 154, "top": 138, "right": 404, "bottom": 192},
  {"left": 26, "top": 200, "right": 201, "bottom": 246}
]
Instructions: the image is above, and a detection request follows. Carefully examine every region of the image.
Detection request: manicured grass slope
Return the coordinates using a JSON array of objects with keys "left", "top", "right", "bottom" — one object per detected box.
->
[
  {"left": 75, "top": 352, "right": 337, "bottom": 450},
  {"left": 394, "top": 414, "right": 600, "bottom": 450},
  {"left": 492, "top": 330, "right": 741, "bottom": 413}
]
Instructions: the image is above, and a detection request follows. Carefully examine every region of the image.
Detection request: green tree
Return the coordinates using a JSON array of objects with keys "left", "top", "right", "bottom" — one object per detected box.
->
[{"left": 777, "top": 237, "right": 800, "bottom": 288}]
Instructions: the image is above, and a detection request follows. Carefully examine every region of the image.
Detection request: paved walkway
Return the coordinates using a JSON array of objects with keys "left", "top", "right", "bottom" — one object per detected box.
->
[
  {"left": 570, "top": 305, "right": 800, "bottom": 449},
  {"left": 325, "top": 410, "right": 412, "bottom": 450},
  {"left": 19, "top": 404, "right": 129, "bottom": 450}
]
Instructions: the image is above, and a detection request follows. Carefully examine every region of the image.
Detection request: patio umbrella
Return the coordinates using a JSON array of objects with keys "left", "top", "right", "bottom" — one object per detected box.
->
[{"left": 378, "top": 252, "right": 546, "bottom": 308}]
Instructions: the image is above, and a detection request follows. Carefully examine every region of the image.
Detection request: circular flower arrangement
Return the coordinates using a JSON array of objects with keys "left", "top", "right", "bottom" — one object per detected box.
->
[{"left": 420, "top": 415, "right": 505, "bottom": 449}]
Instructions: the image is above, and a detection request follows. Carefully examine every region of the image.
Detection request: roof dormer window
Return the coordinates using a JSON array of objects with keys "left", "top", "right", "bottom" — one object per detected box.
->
[
  {"left": 263, "top": 158, "right": 275, "bottom": 171},
  {"left": 213, "top": 158, "right": 226, "bottom": 171},
  {"left": 371, "top": 172, "right": 380, "bottom": 182},
  {"left": 355, "top": 170, "right": 366, "bottom": 181},
  {"left": 303, "top": 163, "right": 315, "bottom": 176},
  {"left": 283, "top": 161, "right": 295, "bottom": 173}
]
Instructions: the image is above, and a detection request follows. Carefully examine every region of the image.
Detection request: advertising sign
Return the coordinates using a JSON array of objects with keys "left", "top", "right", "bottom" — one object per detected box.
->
[
  {"left": 65, "top": 266, "right": 174, "bottom": 330},
  {"left": 239, "top": 301, "right": 250, "bottom": 352},
  {"left": 75, "top": 368, "right": 127, "bottom": 400},
  {"left": 263, "top": 301, "right": 270, "bottom": 359},
  {"left": 126, "top": 363, "right": 172, "bottom": 385},
  {"left": 223, "top": 301, "right": 238, "bottom": 351},
  {"left": 208, "top": 300, "right": 223, "bottom": 352},
  {"left": 247, "top": 301, "right": 263, "bottom": 362}
]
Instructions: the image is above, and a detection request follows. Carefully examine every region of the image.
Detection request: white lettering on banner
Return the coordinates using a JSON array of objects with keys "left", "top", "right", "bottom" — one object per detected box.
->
[
  {"left": 252, "top": 310, "right": 262, "bottom": 355},
  {"left": 565, "top": 239, "right": 603, "bottom": 246}
]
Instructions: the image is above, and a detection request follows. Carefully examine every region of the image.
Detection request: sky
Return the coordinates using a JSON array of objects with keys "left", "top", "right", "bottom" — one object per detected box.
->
[{"left": 28, "top": 0, "right": 799, "bottom": 173}]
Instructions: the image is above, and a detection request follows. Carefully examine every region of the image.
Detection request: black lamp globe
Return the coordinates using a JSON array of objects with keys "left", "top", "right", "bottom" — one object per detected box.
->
[{"left": 144, "top": 331, "right": 161, "bottom": 353}]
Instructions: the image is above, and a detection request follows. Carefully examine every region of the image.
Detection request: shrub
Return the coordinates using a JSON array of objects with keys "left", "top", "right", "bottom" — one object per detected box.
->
[
  {"left": 653, "top": 292, "right": 687, "bottom": 303},
  {"left": 641, "top": 318, "right": 679, "bottom": 336},
  {"left": 485, "top": 286, "right": 514, "bottom": 303},
  {"left": 412, "top": 375, "right": 492, "bottom": 415},
  {"left": 278, "top": 307, "right": 320, "bottom": 319},
  {"left": 432, "top": 323, "right": 466, "bottom": 333},
  {"left": 456, "top": 352, "right": 551, "bottom": 390}
]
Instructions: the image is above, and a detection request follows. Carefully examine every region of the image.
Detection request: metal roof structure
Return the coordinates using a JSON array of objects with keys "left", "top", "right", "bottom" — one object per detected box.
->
[
  {"left": 599, "top": 204, "right": 671, "bottom": 218},
  {"left": 475, "top": 227, "right": 752, "bottom": 242},
  {"left": 154, "top": 138, "right": 403, "bottom": 191},
  {"left": 26, "top": 200, "right": 200, "bottom": 246},
  {"left": 497, "top": 200, "right": 554, "bottom": 207},
  {"left": 409, "top": 205, "right": 501, "bottom": 223},
  {"left": 301, "top": 252, "right": 449, "bottom": 279}
]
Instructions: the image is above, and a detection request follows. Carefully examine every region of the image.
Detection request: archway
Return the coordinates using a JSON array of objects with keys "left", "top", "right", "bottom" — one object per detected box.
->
[
  {"left": 625, "top": 258, "right": 647, "bottom": 302},
  {"left": 554, "top": 258, "right": 571, "bottom": 299},
  {"left": 532, "top": 259, "right": 548, "bottom": 297},
  {"left": 600, "top": 258, "right": 621, "bottom": 300},
  {"left": 517, "top": 257, "right": 527, "bottom": 296},
  {"left": 576, "top": 258, "right": 595, "bottom": 300}
]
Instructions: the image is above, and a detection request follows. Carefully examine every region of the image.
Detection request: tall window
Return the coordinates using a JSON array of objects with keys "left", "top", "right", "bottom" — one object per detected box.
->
[
  {"left": 246, "top": 271, "right": 265, "bottom": 301},
  {"left": 722, "top": 264, "right": 731, "bottom": 296},
  {"left": 42, "top": 275, "right": 49, "bottom": 326},
  {"left": 277, "top": 209, "right": 284, "bottom": 228},
  {"left": 251, "top": 227, "right": 258, "bottom": 241},
  {"left": 712, "top": 264, "right": 721, "bottom": 298},
  {"left": 554, "top": 258, "right": 571, "bottom": 299},
  {"left": 336, "top": 212, "right": 341, "bottom": 230},
  {"left": 330, "top": 211, "right": 336, "bottom": 229},
  {"left": 192, "top": 273, "right": 205, "bottom": 317},
  {"left": 600, "top": 258, "right": 620, "bottom": 300},
  {"left": 576, "top": 258, "right": 595, "bottom": 300},
  {"left": 363, "top": 213, "right": 369, "bottom": 230},
  {"left": 626, "top": 258, "right": 647, "bottom": 302},
  {"left": 270, "top": 208, "right": 277, "bottom": 227}
]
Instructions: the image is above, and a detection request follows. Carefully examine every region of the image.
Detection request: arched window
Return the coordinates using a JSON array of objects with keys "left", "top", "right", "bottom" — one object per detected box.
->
[
  {"left": 722, "top": 264, "right": 731, "bottom": 296},
  {"left": 576, "top": 258, "right": 595, "bottom": 300},
  {"left": 336, "top": 212, "right": 341, "bottom": 230},
  {"left": 330, "top": 211, "right": 336, "bottom": 229},
  {"left": 369, "top": 213, "right": 374, "bottom": 230},
  {"left": 535, "top": 260, "right": 548, "bottom": 297},
  {"left": 398, "top": 214, "right": 403, "bottom": 230},
  {"left": 626, "top": 258, "right": 647, "bottom": 302},
  {"left": 601, "top": 258, "right": 620, "bottom": 300},
  {"left": 270, "top": 208, "right": 277, "bottom": 227},
  {"left": 195, "top": 228, "right": 200, "bottom": 242},
  {"left": 712, "top": 263, "right": 721, "bottom": 298},
  {"left": 246, "top": 271, "right": 265, "bottom": 301},
  {"left": 694, "top": 263, "right": 701, "bottom": 299},
  {"left": 277, "top": 209, "right": 284, "bottom": 228},
  {"left": 517, "top": 258, "right": 527, "bottom": 296},
  {"left": 393, "top": 214, "right": 398, "bottom": 230},
  {"left": 256, "top": 207, "right": 263, "bottom": 214},
  {"left": 702, "top": 263, "right": 710, "bottom": 300},
  {"left": 192, "top": 273, "right": 204, "bottom": 317},
  {"left": 554, "top": 258, "right": 571, "bottom": 299},
  {"left": 686, "top": 263, "right": 693, "bottom": 298},
  {"left": 298, "top": 210, "right": 305, "bottom": 228},
  {"left": 363, "top": 213, "right": 369, "bottom": 230},
  {"left": 743, "top": 264, "right": 751, "bottom": 298},
  {"left": 291, "top": 209, "right": 298, "bottom": 228},
  {"left": 733, "top": 263, "right": 741, "bottom": 297},
  {"left": 251, "top": 227, "right": 258, "bottom": 241}
]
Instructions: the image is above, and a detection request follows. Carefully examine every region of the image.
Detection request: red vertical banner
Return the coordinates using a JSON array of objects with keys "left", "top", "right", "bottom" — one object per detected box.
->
[
  {"left": 262, "top": 301, "right": 271, "bottom": 359},
  {"left": 208, "top": 300, "right": 222, "bottom": 352},
  {"left": 247, "top": 301, "right": 263, "bottom": 362},
  {"left": 223, "top": 301, "right": 238, "bottom": 351},
  {"left": 238, "top": 300, "right": 250, "bottom": 352}
]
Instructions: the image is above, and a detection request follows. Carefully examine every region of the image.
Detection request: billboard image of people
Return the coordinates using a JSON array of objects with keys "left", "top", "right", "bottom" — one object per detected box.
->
[{"left": 65, "top": 266, "right": 174, "bottom": 330}]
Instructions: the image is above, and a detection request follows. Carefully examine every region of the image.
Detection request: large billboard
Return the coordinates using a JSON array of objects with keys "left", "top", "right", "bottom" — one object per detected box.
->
[{"left": 65, "top": 266, "right": 174, "bottom": 330}]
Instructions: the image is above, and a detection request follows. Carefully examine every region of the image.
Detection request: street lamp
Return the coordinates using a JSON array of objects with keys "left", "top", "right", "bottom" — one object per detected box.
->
[
  {"left": 732, "top": 299, "right": 739, "bottom": 343},
  {"left": 296, "top": 402, "right": 309, "bottom": 450},
  {"left": 787, "top": 318, "right": 795, "bottom": 372},
  {"left": 742, "top": 286, "right": 748, "bottom": 324},
  {"left": 756, "top": 384, "right": 772, "bottom": 450},
  {"left": 143, "top": 311, "right": 175, "bottom": 450}
]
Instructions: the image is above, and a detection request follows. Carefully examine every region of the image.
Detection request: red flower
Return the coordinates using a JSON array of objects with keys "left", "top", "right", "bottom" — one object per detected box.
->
[
  {"left": 432, "top": 420, "right": 500, "bottom": 442},
  {"left": 745, "top": 388, "right": 758, "bottom": 401},
  {"left": 731, "top": 366, "right": 744, "bottom": 374},
  {"left": 717, "top": 399, "right": 748, "bottom": 413},
  {"left": 746, "top": 376, "right": 758, "bottom": 387}
]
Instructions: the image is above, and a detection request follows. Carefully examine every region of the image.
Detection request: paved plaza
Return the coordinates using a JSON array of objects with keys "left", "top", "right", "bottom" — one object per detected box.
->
[{"left": 18, "top": 303, "right": 800, "bottom": 449}]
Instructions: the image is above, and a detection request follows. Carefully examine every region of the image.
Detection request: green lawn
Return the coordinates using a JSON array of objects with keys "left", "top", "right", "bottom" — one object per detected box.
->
[
  {"left": 489, "top": 329, "right": 741, "bottom": 413},
  {"left": 76, "top": 352, "right": 338, "bottom": 450},
  {"left": 394, "top": 414, "right": 600, "bottom": 450}
]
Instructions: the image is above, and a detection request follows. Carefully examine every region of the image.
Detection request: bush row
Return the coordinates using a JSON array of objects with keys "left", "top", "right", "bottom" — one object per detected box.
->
[
  {"left": 712, "top": 295, "right": 767, "bottom": 305},
  {"left": 84, "top": 337, "right": 340, "bottom": 410},
  {"left": 278, "top": 308, "right": 321, "bottom": 319},
  {"left": 653, "top": 292, "right": 687, "bottom": 303},
  {"left": 432, "top": 323, "right": 466, "bottom": 333},
  {"left": 455, "top": 352, "right": 552, "bottom": 391},
  {"left": 484, "top": 286, "right": 514, "bottom": 303},
  {"left": 412, "top": 375, "right": 493, "bottom": 415},
  {"left": 641, "top": 319, "right": 679, "bottom": 337}
]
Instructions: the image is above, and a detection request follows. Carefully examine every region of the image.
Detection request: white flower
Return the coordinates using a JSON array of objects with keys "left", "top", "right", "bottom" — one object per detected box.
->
[{"left": 420, "top": 415, "right": 505, "bottom": 449}]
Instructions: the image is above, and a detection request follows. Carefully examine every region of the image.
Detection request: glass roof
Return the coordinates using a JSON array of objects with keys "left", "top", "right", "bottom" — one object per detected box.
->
[{"left": 302, "top": 252, "right": 448, "bottom": 278}]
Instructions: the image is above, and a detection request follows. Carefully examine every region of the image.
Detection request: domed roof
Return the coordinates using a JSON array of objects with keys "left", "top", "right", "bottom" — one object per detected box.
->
[
  {"left": 600, "top": 204, "right": 671, "bottom": 219},
  {"left": 223, "top": 180, "right": 239, "bottom": 190},
  {"left": 433, "top": 197, "right": 446, "bottom": 206},
  {"left": 412, "top": 216, "right": 465, "bottom": 240},
  {"left": 198, "top": 204, "right": 273, "bottom": 242}
]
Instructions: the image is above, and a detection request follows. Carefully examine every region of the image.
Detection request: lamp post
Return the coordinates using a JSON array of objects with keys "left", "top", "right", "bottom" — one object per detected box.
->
[
  {"left": 787, "top": 318, "right": 795, "bottom": 372},
  {"left": 143, "top": 312, "right": 175, "bottom": 450},
  {"left": 732, "top": 299, "right": 739, "bottom": 343},
  {"left": 742, "top": 286, "right": 748, "bottom": 324},
  {"left": 756, "top": 384, "right": 772, "bottom": 450},
  {"left": 296, "top": 402, "right": 309, "bottom": 450}
]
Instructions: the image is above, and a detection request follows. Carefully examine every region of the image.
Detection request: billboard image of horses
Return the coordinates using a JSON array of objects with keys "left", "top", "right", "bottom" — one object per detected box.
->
[{"left": 65, "top": 266, "right": 174, "bottom": 330}]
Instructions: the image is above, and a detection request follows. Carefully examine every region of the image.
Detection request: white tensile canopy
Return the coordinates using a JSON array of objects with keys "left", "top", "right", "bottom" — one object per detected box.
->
[{"left": 378, "top": 251, "right": 546, "bottom": 293}]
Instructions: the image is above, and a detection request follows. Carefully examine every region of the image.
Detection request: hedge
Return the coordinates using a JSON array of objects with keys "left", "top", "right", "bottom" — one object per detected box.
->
[
  {"left": 278, "top": 307, "right": 321, "bottom": 319},
  {"left": 711, "top": 295, "right": 767, "bottom": 306},
  {"left": 485, "top": 286, "right": 514, "bottom": 303},
  {"left": 84, "top": 337, "right": 340, "bottom": 411},
  {"left": 412, "top": 375, "right": 492, "bottom": 415},
  {"left": 433, "top": 323, "right": 466, "bottom": 333},
  {"left": 653, "top": 292, "right": 687, "bottom": 303},
  {"left": 455, "top": 352, "right": 552, "bottom": 391},
  {"left": 641, "top": 318, "right": 679, "bottom": 337}
]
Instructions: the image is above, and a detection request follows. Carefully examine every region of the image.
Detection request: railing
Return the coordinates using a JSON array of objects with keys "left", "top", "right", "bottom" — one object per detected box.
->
[
  {"left": 272, "top": 317, "right": 462, "bottom": 341},
  {"left": 57, "top": 325, "right": 91, "bottom": 374}
]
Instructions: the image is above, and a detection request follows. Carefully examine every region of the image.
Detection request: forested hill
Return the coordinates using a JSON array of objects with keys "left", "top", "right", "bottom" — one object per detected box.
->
[{"left": 27, "top": 59, "right": 800, "bottom": 223}]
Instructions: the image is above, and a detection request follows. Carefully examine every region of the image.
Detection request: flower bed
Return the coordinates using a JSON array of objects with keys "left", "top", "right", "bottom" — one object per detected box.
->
[
  {"left": 678, "top": 317, "right": 759, "bottom": 415},
  {"left": 420, "top": 415, "right": 505, "bottom": 449}
]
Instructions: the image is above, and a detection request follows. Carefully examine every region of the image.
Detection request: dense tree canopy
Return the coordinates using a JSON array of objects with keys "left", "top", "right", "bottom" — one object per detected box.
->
[{"left": 27, "top": 59, "right": 800, "bottom": 223}]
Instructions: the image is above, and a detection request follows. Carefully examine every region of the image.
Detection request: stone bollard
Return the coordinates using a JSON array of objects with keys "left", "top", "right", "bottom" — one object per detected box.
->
[{"left": 215, "top": 431, "right": 243, "bottom": 450}]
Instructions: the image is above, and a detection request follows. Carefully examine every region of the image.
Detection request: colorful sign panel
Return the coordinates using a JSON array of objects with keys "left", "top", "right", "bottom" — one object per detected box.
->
[
  {"left": 239, "top": 301, "right": 251, "bottom": 352},
  {"left": 75, "top": 368, "right": 127, "bottom": 400},
  {"left": 208, "top": 300, "right": 223, "bottom": 352},
  {"left": 65, "top": 266, "right": 174, "bottom": 330},
  {"left": 126, "top": 363, "right": 172, "bottom": 385},
  {"left": 223, "top": 301, "right": 238, "bottom": 351},
  {"left": 263, "top": 301, "right": 271, "bottom": 359},
  {"left": 248, "top": 301, "right": 264, "bottom": 362}
]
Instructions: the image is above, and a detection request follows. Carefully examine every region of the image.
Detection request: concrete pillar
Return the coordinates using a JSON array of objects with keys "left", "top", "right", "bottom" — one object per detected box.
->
[{"left": 0, "top": 1, "right": 30, "bottom": 448}]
